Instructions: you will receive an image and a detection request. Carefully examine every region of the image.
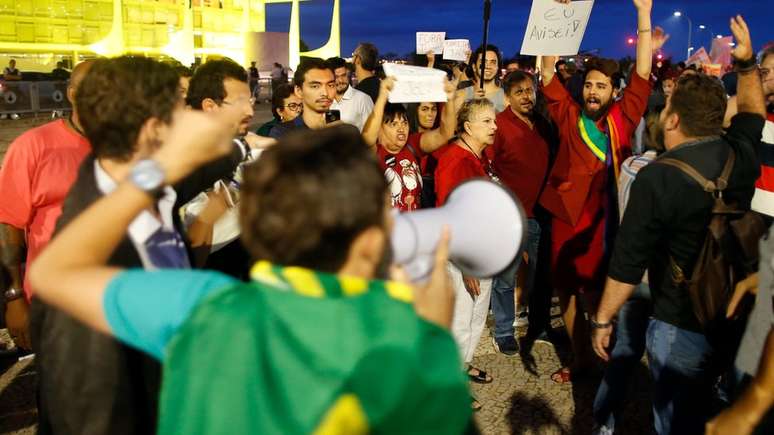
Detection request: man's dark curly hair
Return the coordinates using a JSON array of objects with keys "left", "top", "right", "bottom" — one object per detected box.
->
[
  {"left": 240, "top": 125, "right": 387, "bottom": 273},
  {"left": 583, "top": 57, "right": 620, "bottom": 83},
  {"left": 185, "top": 58, "right": 248, "bottom": 109},
  {"left": 76, "top": 56, "right": 179, "bottom": 162},
  {"left": 669, "top": 74, "right": 727, "bottom": 137}
]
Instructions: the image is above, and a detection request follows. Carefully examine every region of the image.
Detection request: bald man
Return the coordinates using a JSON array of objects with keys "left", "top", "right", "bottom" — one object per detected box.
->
[{"left": 0, "top": 60, "right": 93, "bottom": 350}]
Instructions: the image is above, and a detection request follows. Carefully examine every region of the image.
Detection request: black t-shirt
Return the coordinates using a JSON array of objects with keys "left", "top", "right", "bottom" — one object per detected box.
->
[
  {"left": 356, "top": 76, "right": 380, "bottom": 103},
  {"left": 608, "top": 113, "right": 765, "bottom": 332}
]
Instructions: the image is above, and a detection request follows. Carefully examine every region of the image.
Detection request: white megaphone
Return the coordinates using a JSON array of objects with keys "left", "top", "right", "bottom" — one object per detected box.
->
[{"left": 392, "top": 179, "right": 525, "bottom": 283}]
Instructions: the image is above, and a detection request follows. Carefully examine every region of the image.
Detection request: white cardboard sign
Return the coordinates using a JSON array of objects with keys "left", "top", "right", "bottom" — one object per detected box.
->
[
  {"left": 382, "top": 63, "right": 447, "bottom": 104},
  {"left": 443, "top": 39, "right": 471, "bottom": 62},
  {"left": 519, "top": 0, "right": 595, "bottom": 56},
  {"left": 416, "top": 32, "right": 446, "bottom": 55}
]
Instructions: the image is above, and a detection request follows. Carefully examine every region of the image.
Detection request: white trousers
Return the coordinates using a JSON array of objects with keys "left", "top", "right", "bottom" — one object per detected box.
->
[{"left": 448, "top": 262, "right": 492, "bottom": 364}]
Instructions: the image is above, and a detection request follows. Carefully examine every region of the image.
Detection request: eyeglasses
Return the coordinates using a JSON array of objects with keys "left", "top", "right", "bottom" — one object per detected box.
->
[
  {"left": 283, "top": 103, "right": 303, "bottom": 111},
  {"left": 222, "top": 97, "right": 256, "bottom": 106}
]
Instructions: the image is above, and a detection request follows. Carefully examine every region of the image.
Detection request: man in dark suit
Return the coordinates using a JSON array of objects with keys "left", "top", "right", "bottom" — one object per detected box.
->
[{"left": 31, "top": 56, "right": 251, "bottom": 435}]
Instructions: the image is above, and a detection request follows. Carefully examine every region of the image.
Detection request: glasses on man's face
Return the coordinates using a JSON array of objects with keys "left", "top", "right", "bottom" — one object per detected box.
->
[
  {"left": 284, "top": 103, "right": 303, "bottom": 111},
  {"left": 222, "top": 97, "right": 256, "bottom": 107}
]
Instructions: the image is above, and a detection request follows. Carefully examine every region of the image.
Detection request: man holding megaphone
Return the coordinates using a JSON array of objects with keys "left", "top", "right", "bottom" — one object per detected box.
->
[{"left": 30, "top": 124, "right": 477, "bottom": 433}]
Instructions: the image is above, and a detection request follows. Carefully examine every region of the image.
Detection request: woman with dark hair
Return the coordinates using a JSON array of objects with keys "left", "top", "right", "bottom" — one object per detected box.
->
[
  {"left": 406, "top": 102, "right": 440, "bottom": 133},
  {"left": 256, "top": 83, "right": 302, "bottom": 137}
]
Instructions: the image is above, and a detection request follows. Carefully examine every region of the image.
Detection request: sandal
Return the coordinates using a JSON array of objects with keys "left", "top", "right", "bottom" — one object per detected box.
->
[
  {"left": 467, "top": 365, "right": 493, "bottom": 384},
  {"left": 471, "top": 395, "right": 482, "bottom": 412},
  {"left": 550, "top": 366, "right": 591, "bottom": 384}
]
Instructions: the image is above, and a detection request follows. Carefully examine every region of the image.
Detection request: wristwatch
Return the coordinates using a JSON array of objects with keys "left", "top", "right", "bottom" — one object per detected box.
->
[
  {"left": 4, "top": 287, "right": 24, "bottom": 302},
  {"left": 129, "top": 159, "right": 166, "bottom": 197}
]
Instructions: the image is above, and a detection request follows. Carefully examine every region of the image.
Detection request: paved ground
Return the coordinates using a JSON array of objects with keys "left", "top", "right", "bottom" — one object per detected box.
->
[{"left": 0, "top": 112, "right": 654, "bottom": 434}]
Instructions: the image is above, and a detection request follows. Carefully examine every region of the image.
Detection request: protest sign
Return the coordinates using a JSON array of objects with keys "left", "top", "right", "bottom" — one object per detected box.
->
[
  {"left": 382, "top": 63, "right": 447, "bottom": 103},
  {"left": 686, "top": 47, "right": 711, "bottom": 66},
  {"left": 710, "top": 36, "right": 733, "bottom": 69},
  {"left": 443, "top": 39, "right": 471, "bottom": 62},
  {"left": 519, "top": 0, "right": 595, "bottom": 56},
  {"left": 416, "top": 32, "right": 446, "bottom": 55}
]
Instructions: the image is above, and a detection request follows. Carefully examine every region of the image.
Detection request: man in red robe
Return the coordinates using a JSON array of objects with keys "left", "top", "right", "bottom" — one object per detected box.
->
[{"left": 538, "top": 0, "right": 665, "bottom": 383}]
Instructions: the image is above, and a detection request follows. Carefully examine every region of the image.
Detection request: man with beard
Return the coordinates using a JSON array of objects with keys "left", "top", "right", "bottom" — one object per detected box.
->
[
  {"left": 593, "top": 16, "right": 765, "bottom": 434},
  {"left": 270, "top": 57, "right": 337, "bottom": 138},
  {"left": 326, "top": 56, "right": 373, "bottom": 131},
  {"left": 539, "top": 0, "right": 662, "bottom": 384},
  {"left": 486, "top": 70, "right": 556, "bottom": 355},
  {"left": 457, "top": 44, "right": 506, "bottom": 113}
]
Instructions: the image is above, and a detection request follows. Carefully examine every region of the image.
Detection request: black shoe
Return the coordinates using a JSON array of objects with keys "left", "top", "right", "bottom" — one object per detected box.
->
[{"left": 492, "top": 335, "right": 519, "bottom": 356}]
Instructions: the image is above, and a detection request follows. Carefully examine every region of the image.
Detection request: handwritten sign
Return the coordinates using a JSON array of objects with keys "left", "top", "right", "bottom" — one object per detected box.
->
[
  {"left": 382, "top": 63, "right": 447, "bottom": 104},
  {"left": 519, "top": 0, "right": 594, "bottom": 56},
  {"left": 443, "top": 39, "right": 471, "bottom": 62},
  {"left": 416, "top": 32, "right": 446, "bottom": 55}
]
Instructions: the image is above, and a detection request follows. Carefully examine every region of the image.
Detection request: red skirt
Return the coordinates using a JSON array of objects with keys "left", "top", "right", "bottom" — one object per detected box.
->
[{"left": 551, "top": 188, "right": 610, "bottom": 294}]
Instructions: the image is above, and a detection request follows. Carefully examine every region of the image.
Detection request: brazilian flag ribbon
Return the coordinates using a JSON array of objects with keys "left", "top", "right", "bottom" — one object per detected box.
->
[
  {"left": 578, "top": 113, "right": 622, "bottom": 181},
  {"left": 158, "top": 261, "right": 471, "bottom": 435}
]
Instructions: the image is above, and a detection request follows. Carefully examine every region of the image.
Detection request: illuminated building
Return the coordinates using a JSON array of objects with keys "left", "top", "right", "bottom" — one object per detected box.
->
[{"left": 0, "top": 0, "right": 339, "bottom": 68}]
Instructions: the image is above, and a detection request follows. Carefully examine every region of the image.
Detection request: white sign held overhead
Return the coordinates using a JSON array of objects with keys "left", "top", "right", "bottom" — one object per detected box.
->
[
  {"left": 382, "top": 63, "right": 447, "bottom": 104},
  {"left": 416, "top": 32, "right": 446, "bottom": 55},
  {"left": 443, "top": 39, "right": 471, "bottom": 62},
  {"left": 520, "top": 0, "right": 595, "bottom": 56}
]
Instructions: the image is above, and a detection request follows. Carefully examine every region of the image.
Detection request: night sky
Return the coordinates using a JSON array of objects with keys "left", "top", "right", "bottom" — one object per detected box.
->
[{"left": 266, "top": 0, "right": 773, "bottom": 62}]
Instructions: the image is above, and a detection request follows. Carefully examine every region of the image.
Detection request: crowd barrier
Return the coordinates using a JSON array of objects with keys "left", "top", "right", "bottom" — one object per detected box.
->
[{"left": 0, "top": 81, "right": 71, "bottom": 115}]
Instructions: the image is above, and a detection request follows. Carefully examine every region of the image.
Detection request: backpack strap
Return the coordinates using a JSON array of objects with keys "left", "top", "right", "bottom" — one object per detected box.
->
[{"left": 657, "top": 149, "right": 736, "bottom": 194}]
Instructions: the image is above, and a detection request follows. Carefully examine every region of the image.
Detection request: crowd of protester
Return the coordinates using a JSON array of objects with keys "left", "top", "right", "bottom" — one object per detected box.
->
[{"left": 0, "top": 0, "right": 772, "bottom": 433}]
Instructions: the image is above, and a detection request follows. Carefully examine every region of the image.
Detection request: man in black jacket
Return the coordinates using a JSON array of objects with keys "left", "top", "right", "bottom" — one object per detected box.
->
[{"left": 31, "top": 56, "right": 250, "bottom": 435}]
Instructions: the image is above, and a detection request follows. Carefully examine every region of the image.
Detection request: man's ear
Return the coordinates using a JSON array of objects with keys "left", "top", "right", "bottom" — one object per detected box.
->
[
  {"left": 135, "top": 117, "right": 165, "bottom": 158},
  {"left": 664, "top": 111, "right": 680, "bottom": 132},
  {"left": 294, "top": 85, "right": 303, "bottom": 99},
  {"left": 343, "top": 226, "right": 387, "bottom": 279},
  {"left": 201, "top": 98, "right": 219, "bottom": 113}
]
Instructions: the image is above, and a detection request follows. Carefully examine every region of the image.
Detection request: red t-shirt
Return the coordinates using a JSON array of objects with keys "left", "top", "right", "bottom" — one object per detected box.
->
[
  {"left": 0, "top": 119, "right": 91, "bottom": 297},
  {"left": 486, "top": 109, "right": 550, "bottom": 217},
  {"left": 751, "top": 113, "right": 774, "bottom": 216},
  {"left": 434, "top": 143, "right": 490, "bottom": 206},
  {"left": 376, "top": 143, "right": 425, "bottom": 212}
]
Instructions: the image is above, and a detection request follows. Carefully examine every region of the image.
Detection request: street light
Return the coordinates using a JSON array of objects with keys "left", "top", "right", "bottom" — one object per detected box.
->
[
  {"left": 673, "top": 10, "right": 693, "bottom": 59},
  {"left": 698, "top": 24, "right": 706, "bottom": 30},
  {"left": 717, "top": 34, "right": 723, "bottom": 39}
]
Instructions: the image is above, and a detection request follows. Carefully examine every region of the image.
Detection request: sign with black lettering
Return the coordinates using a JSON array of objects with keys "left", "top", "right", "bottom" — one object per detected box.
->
[{"left": 520, "top": 0, "right": 594, "bottom": 56}]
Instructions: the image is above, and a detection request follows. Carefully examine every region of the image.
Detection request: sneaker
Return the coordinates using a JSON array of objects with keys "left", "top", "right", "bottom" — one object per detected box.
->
[
  {"left": 10, "top": 113, "right": 19, "bottom": 120},
  {"left": 492, "top": 335, "right": 519, "bottom": 356},
  {"left": 0, "top": 114, "right": 7, "bottom": 120}
]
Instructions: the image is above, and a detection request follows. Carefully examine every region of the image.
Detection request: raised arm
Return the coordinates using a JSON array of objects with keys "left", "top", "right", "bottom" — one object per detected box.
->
[
  {"left": 731, "top": 15, "right": 766, "bottom": 117},
  {"left": 633, "top": 0, "right": 653, "bottom": 79},
  {"left": 541, "top": 55, "right": 558, "bottom": 86},
  {"left": 362, "top": 77, "right": 395, "bottom": 148},
  {"left": 419, "top": 77, "right": 460, "bottom": 153},
  {"left": 29, "top": 109, "right": 241, "bottom": 335}
]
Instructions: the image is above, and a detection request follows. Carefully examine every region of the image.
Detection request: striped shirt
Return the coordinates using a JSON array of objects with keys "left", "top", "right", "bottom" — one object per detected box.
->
[{"left": 618, "top": 150, "right": 658, "bottom": 220}]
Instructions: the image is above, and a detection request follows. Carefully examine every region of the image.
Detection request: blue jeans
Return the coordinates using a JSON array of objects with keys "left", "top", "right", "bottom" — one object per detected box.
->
[
  {"left": 593, "top": 283, "right": 652, "bottom": 432},
  {"left": 491, "top": 219, "right": 540, "bottom": 338},
  {"left": 646, "top": 319, "right": 715, "bottom": 435}
]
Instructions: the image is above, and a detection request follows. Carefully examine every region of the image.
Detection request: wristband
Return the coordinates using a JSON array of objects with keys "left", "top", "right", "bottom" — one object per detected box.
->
[
  {"left": 735, "top": 57, "right": 757, "bottom": 72},
  {"left": 591, "top": 317, "right": 613, "bottom": 329}
]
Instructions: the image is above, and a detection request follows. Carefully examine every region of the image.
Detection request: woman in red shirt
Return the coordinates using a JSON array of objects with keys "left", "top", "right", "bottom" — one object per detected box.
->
[
  {"left": 434, "top": 98, "right": 499, "bottom": 410},
  {"left": 361, "top": 77, "right": 459, "bottom": 212}
]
